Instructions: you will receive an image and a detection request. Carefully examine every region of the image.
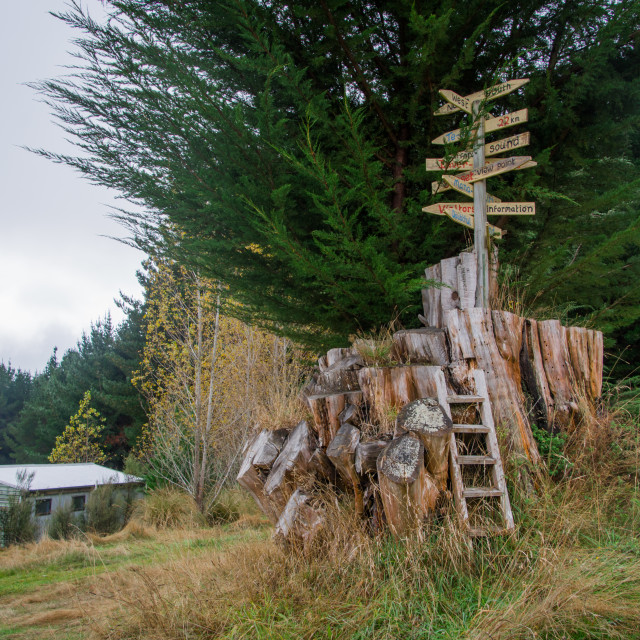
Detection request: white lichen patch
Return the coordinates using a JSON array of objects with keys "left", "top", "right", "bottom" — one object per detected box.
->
[
  {"left": 379, "top": 436, "right": 422, "bottom": 483},
  {"left": 397, "top": 398, "right": 452, "bottom": 434}
]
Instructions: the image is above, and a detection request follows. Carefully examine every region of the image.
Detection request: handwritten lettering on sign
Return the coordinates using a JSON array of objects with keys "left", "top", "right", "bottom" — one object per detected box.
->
[
  {"left": 423, "top": 202, "right": 536, "bottom": 216},
  {"left": 457, "top": 156, "right": 531, "bottom": 183},
  {"left": 433, "top": 79, "right": 529, "bottom": 116},
  {"left": 443, "top": 208, "right": 505, "bottom": 238},
  {"left": 486, "top": 202, "right": 536, "bottom": 215},
  {"left": 431, "top": 109, "right": 528, "bottom": 145},
  {"left": 422, "top": 203, "right": 476, "bottom": 216},
  {"left": 438, "top": 90, "right": 473, "bottom": 114},
  {"left": 485, "top": 132, "right": 530, "bottom": 157},
  {"left": 441, "top": 175, "right": 502, "bottom": 202},
  {"left": 485, "top": 109, "right": 528, "bottom": 134}
]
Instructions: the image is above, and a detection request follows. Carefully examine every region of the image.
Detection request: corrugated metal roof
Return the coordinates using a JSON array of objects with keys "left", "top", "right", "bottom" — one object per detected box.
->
[{"left": 0, "top": 463, "right": 143, "bottom": 491}]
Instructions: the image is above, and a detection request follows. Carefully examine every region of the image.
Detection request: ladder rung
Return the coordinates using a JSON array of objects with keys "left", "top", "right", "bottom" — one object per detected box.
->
[
  {"left": 463, "top": 487, "right": 503, "bottom": 498},
  {"left": 447, "top": 395, "right": 484, "bottom": 404},
  {"left": 453, "top": 424, "right": 490, "bottom": 434},
  {"left": 457, "top": 455, "right": 496, "bottom": 465}
]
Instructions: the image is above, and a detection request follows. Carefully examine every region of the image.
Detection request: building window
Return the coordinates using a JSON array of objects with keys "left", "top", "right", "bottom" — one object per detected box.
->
[
  {"left": 71, "top": 495, "right": 86, "bottom": 512},
  {"left": 35, "top": 498, "right": 52, "bottom": 516}
]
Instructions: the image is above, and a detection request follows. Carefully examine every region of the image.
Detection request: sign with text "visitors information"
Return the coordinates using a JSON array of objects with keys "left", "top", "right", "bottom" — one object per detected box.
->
[{"left": 423, "top": 202, "right": 536, "bottom": 216}]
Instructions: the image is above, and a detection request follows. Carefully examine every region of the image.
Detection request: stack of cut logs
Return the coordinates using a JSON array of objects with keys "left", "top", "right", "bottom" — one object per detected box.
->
[{"left": 238, "top": 250, "right": 604, "bottom": 545}]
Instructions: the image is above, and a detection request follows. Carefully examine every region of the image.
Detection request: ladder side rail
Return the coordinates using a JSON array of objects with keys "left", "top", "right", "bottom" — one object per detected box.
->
[
  {"left": 473, "top": 369, "right": 515, "bottom": 530},
  {"left": 434, "top": 369, "right": 469, "bottom": 525}
]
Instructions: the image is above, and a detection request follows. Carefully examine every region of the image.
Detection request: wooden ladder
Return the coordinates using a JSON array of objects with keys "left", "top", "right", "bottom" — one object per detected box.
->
[{"left": 434, "top": 368, "right": 514, "bottom": 537}]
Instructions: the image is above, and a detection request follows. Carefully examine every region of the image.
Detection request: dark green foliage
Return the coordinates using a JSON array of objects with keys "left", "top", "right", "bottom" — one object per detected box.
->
[
  {"left": 0, "top": 364, "right": 32, "bottom": 464},
  {"left": 33, "top": 1, "right": 640, "bottom": 363},
  {"left": 0, "top": 471, "right": 36, "bottom": 547},
  {"left": 531, "top": 423, "right": 572, "bottom": 476},
  {"left": 6, "top": 306, "right": 147, "bottom": 466},
  {"left": 86, "top": 484, "right": 127, "bottom": 535}
]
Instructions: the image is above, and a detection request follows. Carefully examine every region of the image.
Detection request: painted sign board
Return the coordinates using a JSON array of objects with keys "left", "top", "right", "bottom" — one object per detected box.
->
[
  {"left": 484, "top": 109, "right": 528, "bottom": 134},
  {"left": 456, "top": 155, "right": 531, "bottom": 183},
  {"left": 432, "top": 125, "right": 478, "bottom": 146},
  {"left": 439, "top": 89, "right": 473, "bottom": 114},
  {"left": 441, "top": 174, "right": 501, "bottom": 202},
  {"left": 443, "top": 208, "right": 505, "bottom": 238},
  {"left": 427, "top": 133, "right": 532, "bottom": 171},
  {"left": 485, "top": 132, "right": 530, "bottom": 157},
  {"left": 422, "top": 202, "right": 476, "bottom": 216},
  {"left": 433, "top": 79, "right": 529, "bottom": 116},
  {"left": 423, "top": 202, "right": 536, "bottom": 216},
  {"left": 433, "top": 110, "right": 527, "bottom": 145},
  {"left": 426, "top": 157, "right": 474, "bottom": 171},
  {"left": 426, "top": 154, "right": 536, "bottom": 173},
  {"left": 486, "top": 202, "right": 535, "bottom": 215}
]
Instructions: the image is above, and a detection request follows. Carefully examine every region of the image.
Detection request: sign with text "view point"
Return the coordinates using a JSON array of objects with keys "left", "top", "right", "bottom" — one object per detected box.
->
[{"left": 456, "top": 155, "right": 531, "bottom": 183}]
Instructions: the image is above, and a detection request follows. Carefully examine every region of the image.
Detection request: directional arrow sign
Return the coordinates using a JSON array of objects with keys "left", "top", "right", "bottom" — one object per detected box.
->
[
  {"left": 484, "top": 109, "right": 528, "bottom": 134},
  {"left": 486, "top": 202, "right": 536, "bottom": 215},
  {"left": 423, "top": 202, "right": 536, "bottom": 216},
  {"left": 443, "top": 208, "right": 505, "bottom": 238},
  {"left": 432, "top": 124, "right": 478, "bottom": 146},
  {"left": 433, "top": 110, "right": 528, "bottom": 144},
  {"left": 439, "top": 89, "right": 473, "bottom": 114},
  {"left": 441, "top": 174, "right": 501, "bottom": 202},
  {"left": 426, "top": 157, "right": 474, "bottom": 171},
  {"left": 426, "top": 154, "right": 536, "bottom": 173},
  {"left": 434, "top": 132, "right": 530, "bottom": 165},
  {"left": 456, "top": 155, "right": 531, "bottom": 183},
  {"left": 434, "top": 79, "right": 529, "bottom": 116},
  {"left": 422, "top": 202, "right": 476, "bottom": 216},
  {"left": 485, "top": 132, "right": 530, "bottom": 157}
]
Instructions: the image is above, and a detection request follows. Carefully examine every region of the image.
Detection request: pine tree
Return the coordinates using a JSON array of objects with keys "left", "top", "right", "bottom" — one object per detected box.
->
[{"left": 34, "top": 1, "right": 640, "bottom": 361}]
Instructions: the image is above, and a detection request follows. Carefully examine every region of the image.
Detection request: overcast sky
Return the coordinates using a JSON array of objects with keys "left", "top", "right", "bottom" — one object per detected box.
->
[{"left": 0, "top": 1, "right": 144, "bottom": 373}]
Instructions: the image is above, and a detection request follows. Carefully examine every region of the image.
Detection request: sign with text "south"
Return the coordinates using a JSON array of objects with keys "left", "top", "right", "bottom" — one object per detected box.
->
[
  {"left": 432, "top": 109, "right": 528, "bottom": 145},
  {"left": 434, "top": 79, "right": 530, "bottom": 116},
  {"left": 457, "top": 156, "right": 531, "bottom": 183},
  {"left": 423, "top": 202, "right": 536, "bottom": 216},
  {"left": 444, "top": 208, "right": 505, "bottom": 239}
]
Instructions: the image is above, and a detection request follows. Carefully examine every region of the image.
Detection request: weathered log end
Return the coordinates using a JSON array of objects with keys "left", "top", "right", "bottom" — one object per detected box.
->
[
  {"left": 327, "top": 423, "right": 363, "bottom": 515},
  {"left": 274, "top": 489, "right": 324, "bottom": 549},
  {"left": 263, "top": 420, "right": 317, "bottom": 514},
  {"left": 377, "top": 434, "right": 439, "bottom": 536},
  {"left": 237, "top": 428, "right": 291, "bottom": 523},
  {"left": 395, "top": 398, "right": 453, "bottom": 491}
]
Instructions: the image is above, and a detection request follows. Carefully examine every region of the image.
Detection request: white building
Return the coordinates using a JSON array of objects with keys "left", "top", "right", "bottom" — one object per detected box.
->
[{"left": 0, "top": 463, "right": 144, "bottom": 537}]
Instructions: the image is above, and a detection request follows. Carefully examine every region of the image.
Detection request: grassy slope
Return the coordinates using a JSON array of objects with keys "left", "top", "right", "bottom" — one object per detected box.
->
[{"left": 1, "top": 409, "right": 639, "bottom": 639}]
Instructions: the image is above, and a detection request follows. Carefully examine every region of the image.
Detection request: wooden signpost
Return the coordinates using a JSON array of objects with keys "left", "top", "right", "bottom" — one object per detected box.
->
[{"left": 425, "top": 78, "right": 534, "bottom": 307}]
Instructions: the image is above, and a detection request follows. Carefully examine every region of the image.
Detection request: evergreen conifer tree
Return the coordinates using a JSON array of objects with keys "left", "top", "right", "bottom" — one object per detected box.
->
[{"left": 34, "top": 1, "right": 640, "bottom": 362}]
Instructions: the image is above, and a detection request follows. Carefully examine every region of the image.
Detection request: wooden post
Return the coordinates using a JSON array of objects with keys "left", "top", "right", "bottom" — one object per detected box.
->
[{"left": 472, "top": 100, "right": 489, "bottom": 308}]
